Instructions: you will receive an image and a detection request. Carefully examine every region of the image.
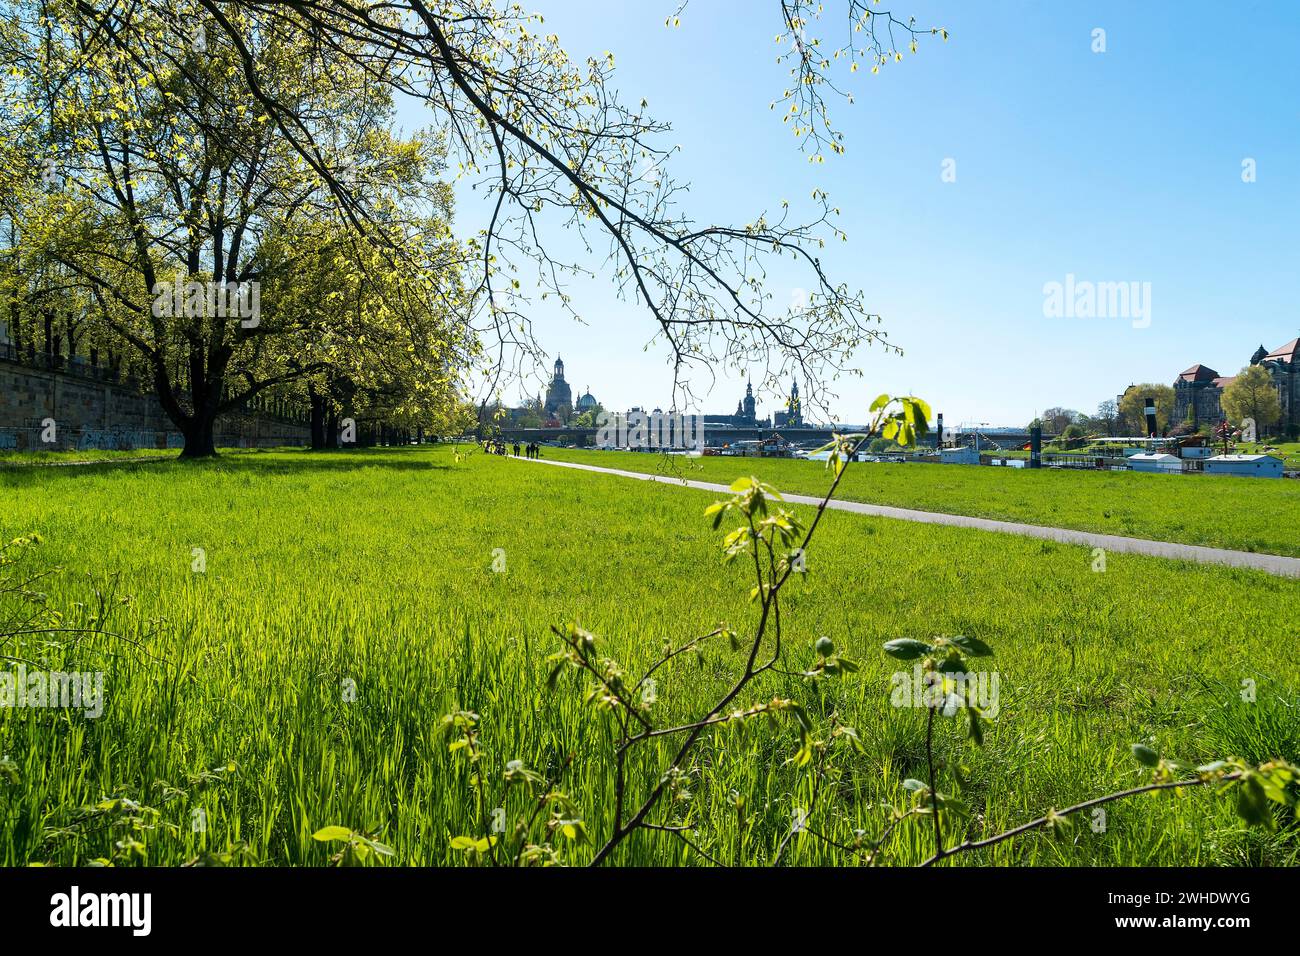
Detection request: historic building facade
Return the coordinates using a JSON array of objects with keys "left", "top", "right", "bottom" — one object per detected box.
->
[
  {"left": 705, "top": 380, "right": 763, "bottom": 427},
  {"left": 704, "top": 380, "right": 802, "bottom": 429},
  {"left": 773, "top": 380, "right": 803, "bottom": 428},
  {"left": 1172, "top": 363, "right": 1235, "bottom": 427},
  {"left": 543, "top": 356, "right": 573, "bottom": 419},
  {"left": 529, "top": 366, "right": 803, "bottom": 433},
  {"left": 1172, "top": 337, "right": 1300, "bottom": 433},
  {"left": 1261, "top": 338, "right": 1300, "bottom": 430}
]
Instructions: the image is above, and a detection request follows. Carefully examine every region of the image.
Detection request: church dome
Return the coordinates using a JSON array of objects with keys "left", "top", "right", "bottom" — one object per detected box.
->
[{"left": 543, "top": 355, "right": 572, "bottom": 415}]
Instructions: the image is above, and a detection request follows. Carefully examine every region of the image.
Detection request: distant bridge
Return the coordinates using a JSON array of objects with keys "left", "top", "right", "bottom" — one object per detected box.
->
[
  {"left": 494, "top": 424, "right": 946, "bottom": 449},
  {"left": 952, "top": 429, "right": 1037, "bottom": 451},
  {"left": 492, "top": 424, "right": 1047, "bottom": 451}
]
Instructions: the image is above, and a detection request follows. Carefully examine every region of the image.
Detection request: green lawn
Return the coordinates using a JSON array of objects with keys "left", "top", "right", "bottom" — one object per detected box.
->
[
  {"left": 0, "top": 446, "right": 292, "bottom": 465},
  {"left": 0, "top": 448, "right": 181, "bottom": 464},
  {"left": 997, "top": 441, "right": 1298, "bottom": 467},
  {"left": 546, "top": 448, "right": 1300, "bottom": 557},
  {"left": 1237, "top": 441, "right": 1300, "bottom": 469},
  {"left": 2, "top": 446, "right": 1296, "bottom": 867}
]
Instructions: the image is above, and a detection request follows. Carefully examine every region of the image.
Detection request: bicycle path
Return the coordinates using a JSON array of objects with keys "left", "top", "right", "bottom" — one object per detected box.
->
[{"left": 521, "top": 456, "right": 1300, "bottom": 579}]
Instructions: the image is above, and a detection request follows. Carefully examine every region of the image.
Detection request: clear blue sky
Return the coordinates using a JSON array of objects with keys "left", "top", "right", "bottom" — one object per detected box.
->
[{"left": 401, "top": 0, "right": 1300, "bottom": 426}]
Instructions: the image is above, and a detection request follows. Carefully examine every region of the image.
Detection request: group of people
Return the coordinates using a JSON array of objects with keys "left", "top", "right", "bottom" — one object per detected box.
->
[{"left": 483, "top": 439, "right": 542, "bottom": 459}]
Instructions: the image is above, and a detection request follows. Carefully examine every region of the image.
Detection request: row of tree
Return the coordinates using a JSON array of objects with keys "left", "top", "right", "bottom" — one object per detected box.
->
[
  {"left": 0, "top": 1, "right": 481, "bottom": 455},
  {"left": 487, "top": 398, "right": 608, "bottom": 430},
  {"left": 1, "top": 1, "right": 948, "bottom": 456},
  {"left": 1035, "top": 365, "right": 1287, "bottom": 442},
  {"left": 1034, "top": 398, "right": 1149, "bottom": 440}
]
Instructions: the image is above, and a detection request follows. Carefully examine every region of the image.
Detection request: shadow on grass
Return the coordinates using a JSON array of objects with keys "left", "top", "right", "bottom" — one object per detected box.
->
[{"left": 0, "top": 444, "right": 460, "bottom": 488}]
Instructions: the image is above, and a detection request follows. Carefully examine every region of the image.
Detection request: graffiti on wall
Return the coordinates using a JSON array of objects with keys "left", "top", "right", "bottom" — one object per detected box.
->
[{"left": 77, "top": 428, "right": 163, "bottom": 451}]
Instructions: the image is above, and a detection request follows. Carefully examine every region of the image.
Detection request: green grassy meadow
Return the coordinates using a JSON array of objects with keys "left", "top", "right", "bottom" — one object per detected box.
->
[
  {"left": 0, "top": 448, "right": 182, "bottom": 465},
  {"left": 2, "top": 446, "right": 1297, "bottom": 867},
  {"left": 547, "top": 448, "right": 1300, "bottom": 557},
  {"left": 0, "top": 446, "right": 288, "bottom": 466},
  {"left": 1237, "top": 441, "right": 1300, "bottom": 469}
]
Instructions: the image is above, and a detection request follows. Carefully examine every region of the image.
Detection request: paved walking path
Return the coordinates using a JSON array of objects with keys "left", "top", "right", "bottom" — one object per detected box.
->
[{"left": 524, "top": 456, "right": 1300, "bottom": 579}]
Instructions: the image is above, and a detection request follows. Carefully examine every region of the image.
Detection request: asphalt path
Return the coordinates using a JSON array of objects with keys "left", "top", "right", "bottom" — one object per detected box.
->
[{"left": 522, "top": 455, "right": 1300, "bottom": 579}]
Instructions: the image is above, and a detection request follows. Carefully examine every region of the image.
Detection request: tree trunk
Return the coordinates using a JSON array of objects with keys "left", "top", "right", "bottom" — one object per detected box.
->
[
  {"left": 8, "top": 297, "right": 21, "bottom": 353},
  {"left": 308, "top": 385, "right": 327, "bottom": 449},
  {"left": 325, "top": 410, "right": 340, "bottom": 449},
  {"left": 179, "top": 414, "right": 218, "bottom": 458},
  {"left": 161, "top": 363, "right": 221, "bottom": 459}
]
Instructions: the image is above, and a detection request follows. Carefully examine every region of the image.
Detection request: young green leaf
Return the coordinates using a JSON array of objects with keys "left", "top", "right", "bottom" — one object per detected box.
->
[
  {"left": 948, "top": 635, "right": 993, "bottom": 657},
  {"left": 1131, "top": 743, "right": 1160, "bottom": 767},
  {"left": 883, "top": 638, "right": 932, "bottom": 660},
  {"left": 312, "top": 826, "right": 354, "bottom": 843}
]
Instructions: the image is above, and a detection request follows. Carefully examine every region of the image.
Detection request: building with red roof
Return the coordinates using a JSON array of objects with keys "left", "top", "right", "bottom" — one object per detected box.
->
[{"left": 1172, "top": 337, "right": 1300, "bottom": 435}]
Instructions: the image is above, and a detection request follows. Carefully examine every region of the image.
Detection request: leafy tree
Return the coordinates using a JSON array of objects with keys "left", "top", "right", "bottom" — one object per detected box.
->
[
  {"left": 1221, "top": 365, "right": 1282, "bottom": 435},
  {"left": 569, "top": 403, "right": 605, "bottom": 430},
  {"left": 1059, "top": 422, "right": 1087, "bottom": 449},
  {"left": 40, "top": 0, "right": 947, "bottom": 420},
  {"left": 508, "top": 397, "right": 544, "bottom": 429},
  {"left": 1118, "top": 384, "right": 1175, "bottom": 436},
  {"left": 0, "top": 239, "right": 89, "bottom": 368},
  {"left": 1094, "top": 399, "right": 1118, "bottom": 435},
  {"left": 1040, "top": 407, "right": 1080, "bottom": 434},
  {"left": 867, "top": 436, "right": 899, "bottom": 454},
  {"left": 4, "top": 0, "right": 953, "bottom": 450},
  {"left": 262, "top": 215, "right": 474, "bottom": 448},
  {"left": 0, "top": 0, "right": 474, "bottom": 456}
]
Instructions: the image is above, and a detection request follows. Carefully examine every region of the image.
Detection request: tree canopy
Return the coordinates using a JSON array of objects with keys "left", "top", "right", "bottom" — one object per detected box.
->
[
  {"left": 1, "top": 0, "right": 479, "bottom": 454},
  {"left": 1118, "top": 384, "right": 1175, "bottom": 436},
  {"left": 1221, "top": 365, "right": 1282, "bottom": 435},
  {"left": 2, "top": 1, "right": 944, "bottom": 454}
]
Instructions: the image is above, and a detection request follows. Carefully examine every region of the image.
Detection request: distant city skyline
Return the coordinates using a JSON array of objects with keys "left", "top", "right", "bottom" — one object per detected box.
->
[
  {"left": 529, "top": 356, "right": 813, "bottom": 426},
  {"left": 398, "top": 1, "right": 1300, "bottom": 426}
]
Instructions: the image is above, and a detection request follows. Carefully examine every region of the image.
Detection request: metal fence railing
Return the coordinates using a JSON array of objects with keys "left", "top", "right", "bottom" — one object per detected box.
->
[{"left": 0, "top": 342, "right": 133, "bottom": 385}]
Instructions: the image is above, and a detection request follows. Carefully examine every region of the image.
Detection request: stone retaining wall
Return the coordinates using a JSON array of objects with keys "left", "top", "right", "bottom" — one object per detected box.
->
[{"left": 0, "top": 358, "right": 308, "bottom": 451}]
